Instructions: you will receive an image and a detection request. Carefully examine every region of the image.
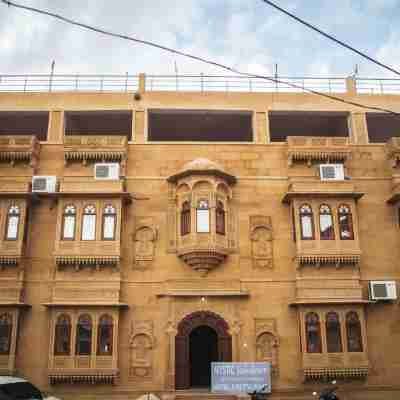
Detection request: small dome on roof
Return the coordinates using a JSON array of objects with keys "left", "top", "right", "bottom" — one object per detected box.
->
[{"left": 182, "top": 158, "right": 224, "bottom": 172}]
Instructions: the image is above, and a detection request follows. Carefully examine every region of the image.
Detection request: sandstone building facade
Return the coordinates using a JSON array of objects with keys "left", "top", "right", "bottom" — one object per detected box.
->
[{"left": 0, "top": 74, "right": 400, "bottom": 399}]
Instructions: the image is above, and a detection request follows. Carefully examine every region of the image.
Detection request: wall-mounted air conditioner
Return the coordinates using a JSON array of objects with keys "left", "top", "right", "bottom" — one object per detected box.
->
[
  {"left": 319, "top": 164, "right": 345, "bottom": 181},
  {"left": 369, "top": 280, "right": 397, "bottom": 301},
  {"left": 32, "top": 176, "right": 57, "bottom": 193},
  {"left": 94, "top": 163, "right": 120, "bottom": 180}
]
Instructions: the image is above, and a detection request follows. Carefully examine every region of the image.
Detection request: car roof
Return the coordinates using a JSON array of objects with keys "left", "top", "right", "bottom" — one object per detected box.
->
[{"left": 0, "top": 376, "right": 28, "bottom": 385}]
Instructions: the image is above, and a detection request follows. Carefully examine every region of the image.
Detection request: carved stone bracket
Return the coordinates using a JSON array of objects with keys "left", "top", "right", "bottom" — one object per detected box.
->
[{"left": 250, "top": 216, "right": 273, "bottom": 269}]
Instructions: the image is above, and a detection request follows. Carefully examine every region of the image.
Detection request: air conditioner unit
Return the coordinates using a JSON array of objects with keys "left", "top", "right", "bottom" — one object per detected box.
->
[
  {"left": 319, "top": 164, "right": 345, "bottom": 181},
  {"left": 94, "top": 163, "right": 120, "bottom": 180},
  {"left": 369, "top": 281, "right": 397, "bottom": 301},
  {"left": 32, "top": 176, "right": 57, "bottom": 193}
]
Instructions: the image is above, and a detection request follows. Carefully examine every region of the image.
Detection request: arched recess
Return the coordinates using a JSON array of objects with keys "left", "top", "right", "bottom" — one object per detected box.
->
[{"left": 175, "top": 311, "right": 232, "bottom": 390}]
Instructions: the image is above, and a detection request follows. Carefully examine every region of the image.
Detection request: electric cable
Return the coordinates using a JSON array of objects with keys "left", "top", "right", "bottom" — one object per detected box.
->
[
  {"left": 1, "top": 0, "right": 400, "bottom": 115},
  {"left": 260, "top": 0, "right": 400, "bottom": 77}
]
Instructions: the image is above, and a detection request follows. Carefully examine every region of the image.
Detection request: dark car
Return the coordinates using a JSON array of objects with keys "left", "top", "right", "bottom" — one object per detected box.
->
[{"left": 0, "top": 377, "right": 43, "bottom": 400}]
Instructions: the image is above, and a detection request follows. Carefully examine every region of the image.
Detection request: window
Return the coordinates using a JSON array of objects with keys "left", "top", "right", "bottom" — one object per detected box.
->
[
  {"left": 299, "top": 204, "right": 314, "bottom": 240},
  {"left": 76, "top": 314, "right": 92, "bottom": 355},
  {"left": 5, "top": 205, "right": 20, "bottom": 240},
  {"left": 216, "top": 201, "right": 226, "bottom": 235},
  {"left": 196, "top": 199, "right": 210, "bottom": 233},
  {"left": 97, "top": 315, "right": 113, "bottom": 355},
  {"left": 0, "top": 313, "right": 12, "bottom": 355},
  {"left": 61, "top": 205, "right": 76, "bottom": 240},
  {"left": 180, "top": 201, "right": 191, "bottom": 236},
  {"left": 54, "top": 314, "right": 71, "bottom": 355},
  {"left": 346, "top": 311, "right": 363, "bottom": 352},
  {"left": 319, "top": 204, "right": 335, "bottom": 240},
  {"left": 102, "top": 205, "right": 116, "bottom": 240},
  {"left": 326, "top": 312, "right": 342, "bottom": 353},
  {"left": 305, "top": 312, "right": 322, "bottom": 353},
  {"left": 81, "top": 205, "right": 96, "bottom": 241},
  {"left": 338, "top": 204, "right": 354, "bottom": 240}
]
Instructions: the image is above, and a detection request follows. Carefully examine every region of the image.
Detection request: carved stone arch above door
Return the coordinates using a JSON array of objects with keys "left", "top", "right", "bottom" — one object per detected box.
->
[{"left": 175, "top": 310, "right": 232, "bottom": 390}]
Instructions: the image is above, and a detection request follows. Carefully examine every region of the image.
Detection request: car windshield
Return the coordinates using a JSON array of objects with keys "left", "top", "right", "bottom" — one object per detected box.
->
[{"left": 0, "top": 382, "right": 42, "bottom": 400}]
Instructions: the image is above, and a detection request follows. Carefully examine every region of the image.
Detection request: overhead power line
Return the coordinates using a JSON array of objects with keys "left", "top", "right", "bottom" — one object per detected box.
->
[
  {"left": 1, "top": 0, "right": 400, "bottom": 115},
  {"left": 260, "top": 0, "right": 400, "bottom": 77}
]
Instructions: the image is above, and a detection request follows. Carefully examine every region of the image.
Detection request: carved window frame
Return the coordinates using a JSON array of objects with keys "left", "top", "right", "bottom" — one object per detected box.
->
[
  {"left": 54, "top": 314, "right": 72, "bottom": 356},
  {"left": 305, "top": 312, "right": 322, "bottom": 353},
  {"left": 216, "top": 200, "right": 226, "bottom": 235},
  {"left": 338, "top": 204, "right": 354, "bottom": 240},
  {"left": 61, "top": 205, "right": 76, "bottom": 241},
  {"left": 196, "top": 199, "right": 210, "bottom": 233},
  {"left": 319, "top": 204, "right": 335, "bottom": 240},
  {"left": 97, "top": 314, "right": 113, "bottom": 355},
  {"left": 299, "top": 204, "right": 315, "bottom": 240},
  {"left": 102, "top": 205, "right": 117, "bottom": 241},
  {"left": 0, "top": 313, "right": 12, "bottom": 355},
  {"left": 76, "top": 314, "right": 93, "bottom": 355},
  {"left": 5, "top": 205, "right": 20, "bottom": 241},
  {"left": 180, "top": 201, "right": 191, "bottom": 236},
  {"left": 325, "top": 311, "right": 343, "bottom": 353},
  {"left": 346, "top": 311, "right": 363, "bottom": 352},
  {"left": 81, "top": 205, "right": 97, "bottom": 241}
]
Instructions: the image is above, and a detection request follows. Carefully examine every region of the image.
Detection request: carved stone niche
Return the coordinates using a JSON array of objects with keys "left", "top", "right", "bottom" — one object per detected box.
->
[
  {"left": 255, "top": 319, "right": 279, "bottom": 375},
  {"left": 129, "top": 321, "right": 155, "bottom": 380},
  {"left": 134, "top": 223, "right": 158, "bottom": 268},
  {"left": 250, "top": 216, "right": 273, "bottom": 269},
  {"left": 167, "top": 158, "right": 237, "bottom": 276}
]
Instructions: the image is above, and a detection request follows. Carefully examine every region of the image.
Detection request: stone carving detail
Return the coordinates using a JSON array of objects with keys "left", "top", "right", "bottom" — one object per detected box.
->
[
  {"left": 134, "top": 225, "right": 157, "bottom": 267},
  {"left": 129, "top": 321, "right": 154, "bottom": 380},
  {"left": 250, "top": 216, "right": 273, "bottom": 269},
  {"left": 255, "top": 319, "right": 279, "bottom": 375}
]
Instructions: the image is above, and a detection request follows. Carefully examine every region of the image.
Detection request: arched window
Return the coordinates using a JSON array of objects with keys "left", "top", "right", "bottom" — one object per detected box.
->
[
  {"left": 305, "top": 312, "right": 322, "bottom": 353},
  {"left": 319, "top": 204, "right": 335, "bottom": 240},
  {"left": 76, "top": 314, "right": 92, "bottom": 355},
  {"left": 62, "top": 205, "right": 76, "bottom": 240},
  {"left": 102, "top": 205, "right": 116, "bottom": 240},
  {"left": 299, "top": 204, "right": 314, "bottom": 240},
  {"left": 216, "top": 201, "right": 226, "bottom": 235},
  {"left": 54, "top": 314, "right": 71, "bottom": 355},
  {"left": 346, "top": 311, "right": 363, "bottom": 352},
  {"left": 97, "top": 315, "right": 113, "bottom": 355},
  {"left": 0, "top": 313, "right": 12, "bottom": 355},
  {"left": 81, "top": 205, "right": 96, "bottom": 241},
  {"left": 338, "top": 204, "right": 354, "bottom": 240},
  {"left": 180, "top": 201, "right": 191, "bottom": 236},
  {"left": 5, "top": 205, "right": 20, "bottom": 240},
  {"left": 196, "top": 199, "right": 210, "bottom": 233},
  {"left": 326, "top": 312, "right": 342, "bottom": 353}
]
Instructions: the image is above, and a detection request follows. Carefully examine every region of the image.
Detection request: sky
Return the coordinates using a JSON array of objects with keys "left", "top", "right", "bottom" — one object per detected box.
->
[{"left": 1, "top": 0, "right": 400, "bottom": 78}]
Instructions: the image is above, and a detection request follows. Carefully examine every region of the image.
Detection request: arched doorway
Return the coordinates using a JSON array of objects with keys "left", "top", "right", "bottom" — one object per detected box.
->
[{"left": 175, "top": 311, "right": 232, "bottom": 390}]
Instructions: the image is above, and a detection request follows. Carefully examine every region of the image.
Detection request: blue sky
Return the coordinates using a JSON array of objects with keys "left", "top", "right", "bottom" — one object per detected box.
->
[{"left": 1, "top": 0, "right": 400, "bottom": 77}]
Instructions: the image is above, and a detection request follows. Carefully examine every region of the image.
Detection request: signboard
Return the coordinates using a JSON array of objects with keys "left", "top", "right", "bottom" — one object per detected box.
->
[{"left": 211, "top": 362, "right": 271, "bottom": 393}]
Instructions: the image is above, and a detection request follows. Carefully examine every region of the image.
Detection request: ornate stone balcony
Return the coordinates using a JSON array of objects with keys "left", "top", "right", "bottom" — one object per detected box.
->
[
  {"left": 64, "top": 135, "right": 127, "bottom": 165},
  {"left": 287, "top": 136, "right": 350, "bottom": 167},
  {"left": 0, "top": 135, "right": 40, "bottom": 171}
]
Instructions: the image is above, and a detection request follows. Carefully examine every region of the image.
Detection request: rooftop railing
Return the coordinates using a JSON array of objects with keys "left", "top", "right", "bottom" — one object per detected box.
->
[{"left": 0, "top": 73, "right": 400, "bottom": 95}]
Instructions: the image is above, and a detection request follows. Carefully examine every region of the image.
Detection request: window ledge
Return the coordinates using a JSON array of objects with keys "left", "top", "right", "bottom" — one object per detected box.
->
[
  {"left": 296, "top": 253, "right": 361, "bottom": 267},
  {"left": 48, "top": 369, "right": 118, "bottom": 385}
]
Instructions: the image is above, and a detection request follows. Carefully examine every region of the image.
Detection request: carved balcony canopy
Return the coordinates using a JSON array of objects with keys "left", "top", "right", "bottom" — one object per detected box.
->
[
  {"left": 282, "top": 180, "right": 364, "bottom": 204},
  {"left": 0, "top": 136, "right": 40, "bottom": 170},
  {"left": 64, "top": 135, "right": 127, "bottom": 165},
  {"left": 304, "top": 366, "right": 369, "bottom": 381},
  {"left": 49, "top": 372, "right": 118, "bottom": 385},
  {"left": 286, "top": 136, "right": 351, "bottom": 167},
  {"left": 168, "top": 158, "right": 237, "bottom": 276},
  {"left": 167, "top": 158, "right": 237, "bottom": 185}
]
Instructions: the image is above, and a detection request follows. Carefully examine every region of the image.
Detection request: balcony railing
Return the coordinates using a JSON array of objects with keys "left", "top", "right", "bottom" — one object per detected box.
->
[{"left": 1, "top": 73, "right": 400, "bottom": 95}]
